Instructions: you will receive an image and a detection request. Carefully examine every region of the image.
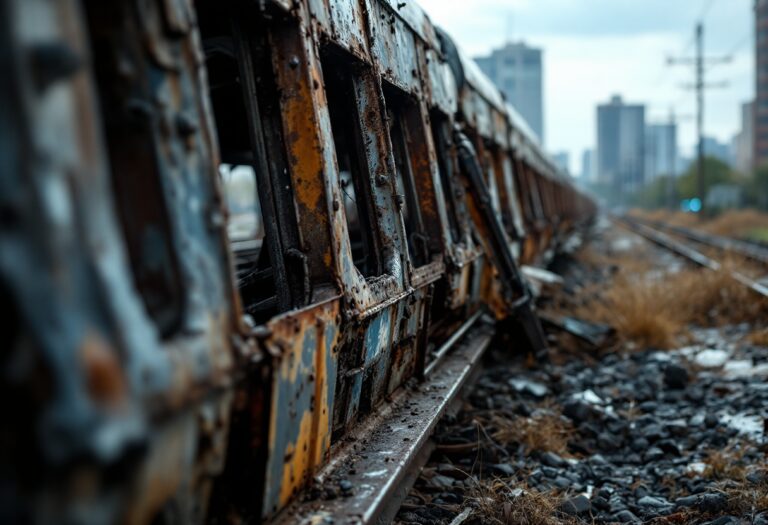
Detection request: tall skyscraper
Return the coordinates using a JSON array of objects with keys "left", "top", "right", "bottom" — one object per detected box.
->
[
  {"left": 581, "top": 149, "right": 596, "bottom": 181},
  {"left": 733, "top": 101, "right": 754, "bottom": 174},
  {"left": 597, "top": 95, "right": 646, "bottom": 198},
  {"left": 702, "top": 136, "right": 733, "bottom": 166},
  {"left": 755, "top": 0, "right": 768, "bottom": 167},
  {"left": 475, "top": 43, "right": 544, "bottom": 143},
  {"left": 645, "top": 122, "right": 677, "bottom": 181},
  {"left": 552, "top": 151, "right": 570, "bottom": 174}
]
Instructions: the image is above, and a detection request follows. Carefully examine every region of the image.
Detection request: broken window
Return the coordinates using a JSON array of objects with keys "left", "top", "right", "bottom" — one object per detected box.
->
[
  {"left": 220, "top": 164, "right": 263, "bottom": 246},
  {"left": 197, "top": 1, "right": 304, "bottom": 323},
  {"left": 429, "top": 113, "right": 462, "bottom": 243},
  {"left": 321, "top": 50, "right": 382, "bottom": 277},
  {"left": 384, "top": 87, "right": 430, "bottom": 267}
]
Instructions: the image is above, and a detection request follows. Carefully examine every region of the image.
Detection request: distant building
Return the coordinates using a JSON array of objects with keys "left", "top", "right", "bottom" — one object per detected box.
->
[
  {"left": 552, "top": 151, "right": 570, "bottom": 174},
  {"left": 475, "top": 42, "right": 544, "bottom": 143},
  {"left": 706, "top": 184, "right": 744, "bottom": 210},
  {"left": 755, "top": 0, "right": 768, "bottom": 166},
  {"left": 597, "top": 95, "right": 646, "bottom": 198},
  {"left": 702, "top": 136, "right": 733, "bottom": 166},
  {"left": 731, "top": 101, "right": 754, "bottom": 173},
  {"left": 645, "top": 122, "right": 678, "bottom": 181},
  {"left": 581, "top": 149, "right": 596, "bottom": 181}
]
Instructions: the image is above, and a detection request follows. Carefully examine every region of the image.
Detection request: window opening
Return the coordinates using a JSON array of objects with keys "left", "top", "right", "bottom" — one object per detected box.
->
[
  {"left": 196, "top": 1, "right": 304, "bottom": 323},
  {"left": 321, "top": 51, "right": 381, "bottom": 277},
  {"left": 429, "top": 114, "right": 462, "bottom": 243},
  {"left": 385, "top": 90, "right": 429, "bottom": 267}
]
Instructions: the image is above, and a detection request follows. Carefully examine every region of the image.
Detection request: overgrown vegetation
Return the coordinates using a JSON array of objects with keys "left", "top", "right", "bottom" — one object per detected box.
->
[
  {"left": 703, "top": 443, "right": 748, "bottom": 481},
  {"left": 723, "top": 469, "right": 768, "bottom": 518},
  {"left": 490, "top": 412, "right": 574, "bottom": 456},
  {"left": 465, "top": 479, "right": 576, "bottom": 525},
  {"left": 549, "top": 238, "right": 768, "bottom": 350}
]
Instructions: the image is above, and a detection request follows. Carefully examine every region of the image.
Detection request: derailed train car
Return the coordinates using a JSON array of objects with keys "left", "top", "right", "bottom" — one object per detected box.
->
[{"left": 0, "top": 0, "right": 595, "bottom": 523}]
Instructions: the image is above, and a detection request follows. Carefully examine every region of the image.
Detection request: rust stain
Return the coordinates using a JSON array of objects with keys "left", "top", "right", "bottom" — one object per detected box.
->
[{"left": 80, "top": 331, "right": 126, "bottom": 405}]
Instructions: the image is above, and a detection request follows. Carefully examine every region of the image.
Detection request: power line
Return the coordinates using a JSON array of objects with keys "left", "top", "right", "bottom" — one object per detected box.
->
[
  {"left": 724, "top": 32, "right": 752, "bottom": 57},
  {"left": 652, "top": 0, "right": 721, "bottom": 96},
  {"left": 699, "top": 0, "right": 718, "bottom": 22}
]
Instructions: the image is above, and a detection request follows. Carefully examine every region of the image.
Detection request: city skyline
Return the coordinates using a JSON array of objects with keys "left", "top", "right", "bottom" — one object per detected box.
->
[
  {"left": 597, "top": 95, "right": 646, "bottom": 198},
  {"left": 418, "top": 0, "right": 754, "bottom": 174},
  {"left": 476, "top": 42, "right": 545, "bottom": 143}
]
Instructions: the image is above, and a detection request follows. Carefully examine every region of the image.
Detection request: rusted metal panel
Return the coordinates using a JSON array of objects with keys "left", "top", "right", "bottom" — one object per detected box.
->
[
  {"left": 425, "top": 48, "right": 458, "bottom": 114},
  {"left": 271, "top": 319, "right": 494, "bottom": 525},
  {"left": 368, "top": 0, "right": 422, "bottom": 95},
  {"left": 268, "top": 11, "right": 338, "bottom": 288},
  {"left": 381, "top": 0, "right": 441, "bottom": 50},
  {"left": 309, "top": 0, "right": 370, "bottom": 61},
  {"left": 460, "top": 88, "right": 494, "bottom": 139},
  {"left": 262, "top": 299, "right": 340, "bottom": 516}
]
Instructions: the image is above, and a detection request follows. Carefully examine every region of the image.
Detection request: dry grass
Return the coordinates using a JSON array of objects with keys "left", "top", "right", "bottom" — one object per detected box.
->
[
  {"left": 490, "top": 412, "right": 574, "bottom": 456},
  {"left": 563, "top": 244, "right": 768, "bottom": 349},
  {"left": 465, "top": 479, "right": 577, "bottom": 525},
  {"left": 699, "top": 209, "right": 768, "bottom": 237},
  {"left": 628, "top": 208, "right": 701, "bottom": 228},
  {"left": 659, "top": 474, "right": 689, "bottom": 501},
  {"left": 703, "top": 446, "right": 748, "bottom": 481},
  {"left": 748, "top": 328, "right": 768, "bottom": 346},
  {"left": 723, "top": 465, "right": 768, "bottom": 517}
]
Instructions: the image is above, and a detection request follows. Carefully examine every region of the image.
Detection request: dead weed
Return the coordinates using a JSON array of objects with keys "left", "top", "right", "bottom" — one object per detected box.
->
[
  {"left": 564, "top": 246, "right": 767, "bottom": 349},
  {"left": 489, "top": 412, "right": 574, "bottom": 456},
  {"left": 465, "top": 478, "right": 577, "bottom": 525},
  {"left": 748, "top": 328, "right": 768, "bottom": 346},
  {"left": 702, "top": 443, "right": 748, "bottom": 480},
  {"left": 723, "top": 466, "right": 768, "bottom": 517}
]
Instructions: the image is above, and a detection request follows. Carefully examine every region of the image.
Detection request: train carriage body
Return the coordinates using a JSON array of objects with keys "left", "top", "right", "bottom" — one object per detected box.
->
[{"left": 0, "top": 0, "right": 596, "bottom": 523}]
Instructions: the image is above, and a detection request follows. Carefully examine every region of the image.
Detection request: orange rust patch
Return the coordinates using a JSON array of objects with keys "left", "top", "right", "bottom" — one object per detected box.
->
[{"left": 81, "top": 331, "right": 126, "bottom": 405}]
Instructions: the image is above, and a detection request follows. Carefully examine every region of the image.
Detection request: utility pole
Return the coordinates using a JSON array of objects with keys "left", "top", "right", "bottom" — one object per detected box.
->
[
  {"left": 668, "top": 22, "right": 730, "bottom": 213},
  {"left": 695, "top": 23, "right": 705, "bottom": 212}
]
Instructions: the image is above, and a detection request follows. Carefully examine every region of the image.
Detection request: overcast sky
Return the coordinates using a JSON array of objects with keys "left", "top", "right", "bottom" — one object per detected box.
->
[{"left": 417, "top": 0, "right": 754, "bottom": 174}]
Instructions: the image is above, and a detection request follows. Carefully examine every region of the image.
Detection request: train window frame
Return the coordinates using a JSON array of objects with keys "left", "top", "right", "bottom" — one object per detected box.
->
[
  {"left": 475, "top": 136, "right": 503, "bottom": 220},
  {"left": 320, "top": 47, "right": 384, "bottom": 279},
  {"left": 382, "top": 84, "right": 437, "bottom": 268},
  {"left": 501, "top": 153, "right": 526, "bottom": 239},
  {"left": 428, "top": 112, "right": 463, "bottom": 244},
  {"left": 488, "top": 144, "right": 522, "bottom": 240},
  {"left": 513, "top": 158, "right": 537, "bottom": 228},
  {"left": 197, "top": 1, "right": 307, "bottom": 324}
]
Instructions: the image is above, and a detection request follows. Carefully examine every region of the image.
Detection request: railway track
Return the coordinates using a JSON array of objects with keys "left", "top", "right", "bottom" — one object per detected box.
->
[
  {"left": 616, "top": 215, "right": 768, "bottom": 298},
  {"left": 634, "top": 218, "right": 768, "bottom": 266}
]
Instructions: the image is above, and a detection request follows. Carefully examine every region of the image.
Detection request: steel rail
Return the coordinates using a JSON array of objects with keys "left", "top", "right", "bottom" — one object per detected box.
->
[
  {"left": 616, "top": 216, "right": 768, "bottom": 298},
  {"left": 269, "top": 319, "right": 495, "bottom": 525},
  {"left": 633, "top": 217, "right": 768, "bottom": 265}
]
